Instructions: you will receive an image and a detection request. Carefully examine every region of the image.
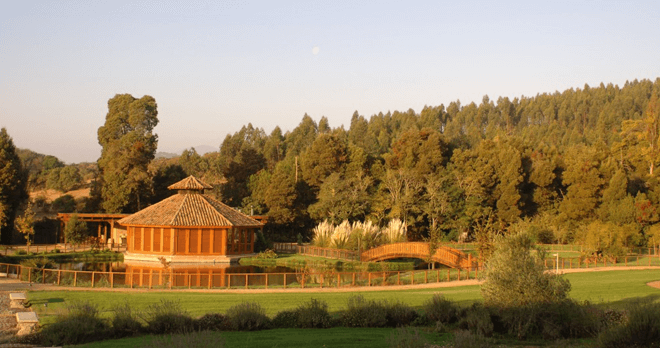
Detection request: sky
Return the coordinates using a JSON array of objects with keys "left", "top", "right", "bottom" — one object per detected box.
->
[{"left": 1, "top": 0, "right": 659, "bottom": 164}]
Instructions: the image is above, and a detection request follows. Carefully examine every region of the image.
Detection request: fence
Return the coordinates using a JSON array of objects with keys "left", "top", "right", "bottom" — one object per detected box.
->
[
  {"left": 0, "top": 262, "right": 479, "bottom": 290},
  {"left": 0, "top": 243, "right": 126, "bottom": 256},
  {"left": 542, "top": 254, "right": 660, "bottom": 270},
  {"left": 295, "top": 245, "right": 360, "bottom": 261}
]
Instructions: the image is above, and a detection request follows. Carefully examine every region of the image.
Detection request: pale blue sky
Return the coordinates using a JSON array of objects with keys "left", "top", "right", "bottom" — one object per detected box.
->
[{"left": 1, "top": 0, "right": 659, "bottom": 163}]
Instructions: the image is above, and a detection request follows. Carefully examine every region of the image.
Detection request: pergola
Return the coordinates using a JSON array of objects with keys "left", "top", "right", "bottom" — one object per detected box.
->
[
  {"left": 118, "top": 176, "right": 263, "bottom": 263},
  {"left": 56, "top": 213, "right": 129, "bottom": 246}
]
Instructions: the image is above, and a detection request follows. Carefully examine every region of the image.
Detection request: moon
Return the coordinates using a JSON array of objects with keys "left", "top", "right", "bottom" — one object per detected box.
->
[{"left": 312, "top": 46, "right": 320, "bottom": 55}]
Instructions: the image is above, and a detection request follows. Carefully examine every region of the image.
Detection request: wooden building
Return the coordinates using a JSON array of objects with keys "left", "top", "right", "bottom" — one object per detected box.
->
[{"left": 118, "top": 176, "right": 262, "bottom": 263}]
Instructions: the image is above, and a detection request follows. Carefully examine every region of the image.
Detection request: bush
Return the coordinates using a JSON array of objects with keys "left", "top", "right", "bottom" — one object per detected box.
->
[
  {"left": 225, "top": 302, "right": 270, "bottom": 331},
  {"left": 255, "top": 249, "right": 277, "bottom": 259},
  {"left": 388, "top": 327, "right": 428, "bottom": 348},
  {"left": 142, "top": 299, "right": 196, "bottom": 334},
  {"left": 111, "top": 302, "right": 143, "bottom": 338},
  {"left": 196, "top": 313, "right": 229, "bottom": 331},
  {"left": 141, "top": 331, "right": 225, "bottom": 348},
  {"left": 459, "top": 303, "right": 494, "bottom": 337},
  {"left": 341, "top": 295, "right": 388, "bottom": 328},
  {"left": 386, "top": 301, "right": 419, "bottom": 327},
  {"left": 272, "top": 309, "right": 299, "bottom": 328},
  {"left": 40, "top": 301, "right": 109, "bottom": 346},
  {"left": 296, "top": 298, "right": 332, "bottom": 328},
  {"left": 450, "top": 330, "right": 493, "bottom": 348},
  {"left": 598, "top": 301, "right": 660, "bottom": 348},
  {"left": 423, "top": 294, "right": 457, "bottom": 324}
]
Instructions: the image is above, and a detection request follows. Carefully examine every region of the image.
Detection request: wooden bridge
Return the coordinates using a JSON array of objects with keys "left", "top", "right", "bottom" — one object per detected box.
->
[{"left": 361, "top": 242, "right": 479, "bottom": 270}]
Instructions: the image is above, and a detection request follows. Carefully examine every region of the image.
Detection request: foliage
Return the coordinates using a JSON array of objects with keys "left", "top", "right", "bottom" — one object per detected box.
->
[
  {"left": 598, "top": 301, "right": 660, "bottom": 348},
  {"left": 481, "top": 231, "right": 571, "bottom": 309},
  {"left": 387, "top": 327, "right": 428, "bottom": 348},
  {"left": 225, "top": 302, "right": 270, "bottom": 331},
  {"left": 15, "top": 200, "right": 36, "bottom": 247},
  {"left": 385, "top": 301, "right": 418, "bottom": 327},
  {"left": 64, "top": 213, "right": 88, "bottom": 245},
  {"left": 458, "top": 303, "right": 494, "bottom": 337},
  {"left": 341, "top": 295, "right": 389, "bottom": 328},
  {"left": 295, "top": 298, "right": 333, "bottom": 328},
  {"left": 0, "top": 127, "right": 28, "bottom": 244},
  {"left": 196, "top": 313, "right": 229, "bottom": 331},
  {"left": 141, "top": 299, "right": 196, "bottom": 334},
  {"left": 111, "top": 302, "right": 144, "bottom": 338},
  {"left": 423, "top": 293, "right": 457, "bottom": 324},
  {"left": 271, "top": 309, "right": 299, "bottom": 328},
  {"left": 51, "top": 194, "right": 77, "bottom": 213},
  {"left": 39, "top": 301, "right": 109, "bottom": 346},
  {"left": 255, "top": 249, "right": 277, "bottom": 259},
  {"left": 97, "top": 94, "right": 159, "bottom": 213},
  {"left": 449, "top": 330, "right": 494, "bottom": 348}
]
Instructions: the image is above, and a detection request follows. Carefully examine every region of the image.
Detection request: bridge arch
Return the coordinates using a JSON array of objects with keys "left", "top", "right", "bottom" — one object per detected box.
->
[{"left": 361, "top": 242, "right": 478, "bottom": 270}]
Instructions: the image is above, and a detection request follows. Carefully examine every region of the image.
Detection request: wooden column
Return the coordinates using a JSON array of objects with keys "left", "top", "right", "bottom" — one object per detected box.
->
[
  {"left": 170, "top": 228, "right": 175, "bottom": 255},
  {"left": 150, "top": 227, "right": 155, "bottom": 253},
  {"left": 197, "top": 228, "right": 202, "bottom": 254},
  {"left": 185, "top": 229, "right": 190, "bottom": 254},
  {"left": 210, "top": 229, "right": 215, "bottom": 254},
  {"left": 140, "top": 228, "right": 145, "bottom": 252}
]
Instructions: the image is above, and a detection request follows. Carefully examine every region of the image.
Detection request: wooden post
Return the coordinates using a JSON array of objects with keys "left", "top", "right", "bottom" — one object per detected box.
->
[
  {"left": 245, "top": 274, "right": 248, "bottom": 289},
  {"left": 228, "top": 275, "right": 231, "bottom": 289},
  {"left": 458, "top": 269, "right": 460, "bottom": 281},
  {"left": 110, "top": 272, "right": 114, "bottom": 288},
  {"left": 74, "top": 272, "right": 77, "bottom": 287},
  {"left": 337, "top": 273, "right": 340, "bottom": 288},
  {"left": 57, "top": 270, "right": 61, "bottom": 285},
  {"left": 447, "top": 269, "right": 450, "bottom": 281},
  {"left": 283, "top": 274, "right": 286, "bottom": 289},
  {"left": 92, "top": 272, "right": 95, "bottom": 288},
  {"left": 188, "top": 274, "right": 191, "bottom": 289}
]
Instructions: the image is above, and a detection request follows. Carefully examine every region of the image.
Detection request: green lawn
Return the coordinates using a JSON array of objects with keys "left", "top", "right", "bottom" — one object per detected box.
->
[
  {"left": 27, "top": 269, "right": 660, "bottom": 326},
  {"left": 70, "top": 328, "right": 450, "bottom": 348}
]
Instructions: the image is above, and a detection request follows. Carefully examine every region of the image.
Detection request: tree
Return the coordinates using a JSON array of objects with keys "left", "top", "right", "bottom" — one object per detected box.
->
[
  {"left": 482, "top": 231, "right": 571, "bottom": 308},
  {"left": 0, "top": 128, "right": 29, "bottom": 244},
  {"left": 15, "top": 201, "right": 35, "bottom": 251},
  {"left": 64, "top": 214, "right": 88, "bottom": 245},
  {"left": 97, "top": 94, "right": 159, "bottom": 213}
]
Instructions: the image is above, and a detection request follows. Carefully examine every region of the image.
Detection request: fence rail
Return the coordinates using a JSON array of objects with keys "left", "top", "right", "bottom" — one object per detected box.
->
[
  {"left": 0, "top": 243, "right": 126, "bottom": 256},
  {"left": 295, "top": 245, "right": 360, "bottom": 261}
]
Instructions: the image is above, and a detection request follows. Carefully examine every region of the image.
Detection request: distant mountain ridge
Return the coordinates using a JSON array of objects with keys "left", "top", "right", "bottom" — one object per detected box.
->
[{"left": 156, "top": 145, "right": 217, "bottom": 159}]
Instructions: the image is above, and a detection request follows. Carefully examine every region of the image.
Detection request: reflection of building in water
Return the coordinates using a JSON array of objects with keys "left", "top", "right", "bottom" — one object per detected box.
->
[
  {"left": 118, "top": 176, "right": 263, "bottom": 263},
  {"left": 124, "top": 262, "right": 258, "bottom": 288}
]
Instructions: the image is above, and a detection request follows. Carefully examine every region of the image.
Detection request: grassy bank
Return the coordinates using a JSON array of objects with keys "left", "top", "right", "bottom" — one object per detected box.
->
[
  {"left": 27, "top": 269, "right": 660, "bottom": 326},
  {"left": 239, "top": 253, "right": 416, "bottom": 271},
  {"left": 1, "top": 249, "right": 123, "bottom": 264}
]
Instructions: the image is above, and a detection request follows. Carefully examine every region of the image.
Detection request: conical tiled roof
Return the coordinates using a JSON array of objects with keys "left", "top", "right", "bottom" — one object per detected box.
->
[
  {"left": 118, "top": 176, "right": 261, "bottom": 227},
  {"left": 167, "top": 176, "right": 213, "bottom": 191}
]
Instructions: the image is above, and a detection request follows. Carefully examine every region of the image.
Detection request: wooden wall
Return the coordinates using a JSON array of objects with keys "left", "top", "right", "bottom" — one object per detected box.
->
[{"left": 127, "top": 226, "right": 257, "bottom": 256}]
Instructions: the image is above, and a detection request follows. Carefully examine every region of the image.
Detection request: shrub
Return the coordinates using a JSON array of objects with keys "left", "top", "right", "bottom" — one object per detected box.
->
[
  {"left": 450, "top": 330, "right": 493, "bottom": 348},
  {"left": 40, "top": 301, "right": 109, "bottom": 346},
  {"left": 598, "top": 301, "right": 660, "bottom": 348},
  {"left": 386, "top": 301, "right": 419, "bottom": 327},
  {"left": 272, "top": 309, "right": 299, "bottom": 328},
  {"left": 423, "top": 294, "right": 457, "bottom": 324},
  {"left": 141, "top": 331, "right": 225, "bottom": 348},
  {"left": 225, "top": 302, "right": 270, "bottom": 331},
  {"left": 141, "top": 299, "right": 196, "bottom": 334},
  {"left": 388, "top": 327, "right": 428, "bottom": 348},
  {"left": 296, "top": 298, "right": 332, "bottom": 328},
  {"left": 255, "top": 249, "right": 277, "bottom": 259},
  {"left": 460, "top": 303, "right": 494, "bottom": 337},
  {"left": 341, "top": 295, "right": 388, "bottom": 328},
  {"left": 111, "top": 302, "right": 143, "bottom": 338},
  {"left": 196, "top": 313, "right": 229, "bottom": 331}
]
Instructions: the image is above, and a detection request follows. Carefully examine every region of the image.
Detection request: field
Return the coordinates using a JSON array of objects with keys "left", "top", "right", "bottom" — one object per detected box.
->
[{"left": 27, "top": 269, "right": 660, "bottom": 324}]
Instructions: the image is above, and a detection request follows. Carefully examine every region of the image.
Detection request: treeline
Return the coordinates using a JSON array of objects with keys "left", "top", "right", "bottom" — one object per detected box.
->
[
  {"left": 17, "top": 149, "right": 96, "bottom": 193},
  {"left": 156, "top": 78, "right": 660, "bottom": 258}
]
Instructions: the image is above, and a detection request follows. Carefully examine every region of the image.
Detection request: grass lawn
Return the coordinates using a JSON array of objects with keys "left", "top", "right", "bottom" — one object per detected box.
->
[
  {"left": 70, "top": 328, "right": 450, "bottom": 348},
  {"left": 27, "top": 269, "right": 660, "bottom": 326}
]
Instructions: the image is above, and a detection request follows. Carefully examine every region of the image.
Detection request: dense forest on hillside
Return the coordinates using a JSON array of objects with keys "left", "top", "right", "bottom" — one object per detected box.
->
[{"left": 9, "top": 79, "right": 660, "bottom": 257}]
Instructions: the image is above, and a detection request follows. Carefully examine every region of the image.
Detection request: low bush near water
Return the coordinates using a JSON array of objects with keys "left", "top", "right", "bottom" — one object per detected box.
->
[
  {"left": 141, "top": 299, "right": 196, "bottom": 334},
  {"left": 225, "top": 302, "right": 270, "bottom": 331},
  {"left": 39, "top": 301, "right": 109, "bottom": 346}
]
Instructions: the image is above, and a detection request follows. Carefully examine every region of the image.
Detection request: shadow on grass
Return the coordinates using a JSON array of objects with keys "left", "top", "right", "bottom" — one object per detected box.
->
[{"left": 600, "top": 293, "right": 660, "bottom": 309}]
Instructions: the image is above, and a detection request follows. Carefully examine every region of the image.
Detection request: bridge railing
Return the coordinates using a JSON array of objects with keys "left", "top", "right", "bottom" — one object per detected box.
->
[{"left": 361, "top": 242, "right": 481, "bottom": 270}]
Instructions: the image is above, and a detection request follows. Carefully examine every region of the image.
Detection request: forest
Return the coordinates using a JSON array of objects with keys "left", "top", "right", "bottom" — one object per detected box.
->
[{"left": 3, "top": 78, "right": 660, "bottom": 258}]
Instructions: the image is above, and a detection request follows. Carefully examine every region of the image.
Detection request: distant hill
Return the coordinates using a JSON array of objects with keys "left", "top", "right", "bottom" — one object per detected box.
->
[
  {"left": 191, "top": 145, "right": 217, "bottom": 155},
  {"left": 155, "top": 151, "right": 178, "bottom": 159}
]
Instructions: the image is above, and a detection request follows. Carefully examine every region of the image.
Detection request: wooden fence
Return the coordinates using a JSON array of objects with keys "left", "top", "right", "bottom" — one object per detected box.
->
[
  {"left": 0, "top": 262, "right": 478, "bottom": 290},
  {"left": 294, "top": 245, "right": 360, "bottom": 261}
]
